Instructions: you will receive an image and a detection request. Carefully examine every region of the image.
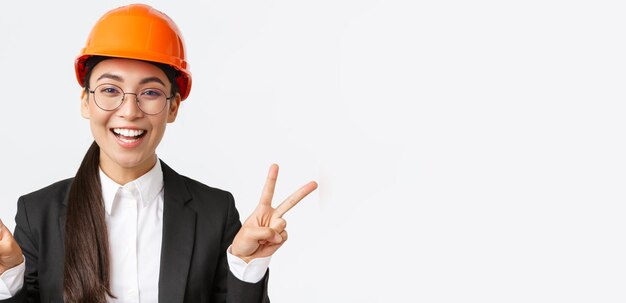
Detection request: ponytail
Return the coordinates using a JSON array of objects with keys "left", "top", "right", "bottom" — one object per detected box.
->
[{"left": 63, "top": 141, "right": 113, "bottom": 302}]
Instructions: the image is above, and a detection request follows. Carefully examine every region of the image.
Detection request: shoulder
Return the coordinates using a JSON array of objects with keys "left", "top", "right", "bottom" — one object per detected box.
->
[
  {"left": 19, "top": 178, "right": 73, "bottom": 205},
  {"left": 17, "top": 178, "right": 73, "bottom": 221},
  {"left": 161, "top": 160, "right": 235, "bottom": 205},
  {"left": 162, "top": 163, "right": 238, "bottom": 219},
  {"left": 171, "top": 173, "right": 243, "bottom": 230},
  {"left": 180, "top": 175, "right": 234, "bottom": 202},
  {"left": 179, "top": 175, "right": 238, "bottom": 217}
]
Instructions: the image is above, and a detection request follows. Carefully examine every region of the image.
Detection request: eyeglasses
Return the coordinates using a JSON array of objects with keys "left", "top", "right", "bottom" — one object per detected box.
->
[{"left": 88, "top": 83, "right": 174, "bottom": 115}]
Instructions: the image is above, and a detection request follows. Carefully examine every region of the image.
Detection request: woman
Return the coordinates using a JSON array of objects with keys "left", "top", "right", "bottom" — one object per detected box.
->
[{"left": 0, "top": 4, "right": 316, "bottom": 302}]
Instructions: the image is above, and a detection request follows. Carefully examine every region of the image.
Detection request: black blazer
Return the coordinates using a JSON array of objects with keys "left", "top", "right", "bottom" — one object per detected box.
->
[{"left": 1, "top": 160, "right": 270, "bottom": 303}]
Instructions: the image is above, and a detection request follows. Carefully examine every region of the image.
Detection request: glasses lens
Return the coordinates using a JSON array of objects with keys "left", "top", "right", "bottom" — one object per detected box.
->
[
  {"left": 137, "top": 88, "right": 168, "bottom": 115},
  {"left": 93, "top": 84, "right": 168, "bottom": 115},
  {"left": 94, "top": 84, "right": 124, "bottom": 110}
]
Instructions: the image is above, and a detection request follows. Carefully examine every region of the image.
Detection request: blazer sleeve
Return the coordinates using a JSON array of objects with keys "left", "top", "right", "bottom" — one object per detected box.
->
[
  {"left": 0, "top": 197, "right": 40, "bottom": 303},
  {"left": 211, "top": 192, "right": 270, "bottom": 303}
]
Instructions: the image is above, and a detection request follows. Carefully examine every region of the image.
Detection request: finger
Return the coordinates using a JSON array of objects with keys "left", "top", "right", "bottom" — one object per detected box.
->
[
  {"left": 264, "top": 230, "right": 288, "bottom": 247},
  {"left": 244, "top": 227, "right": 282, "bottom": 244},
  {"left": 270, "top": 218, "right": 287, "bottom": 234},
  {"left": 259, "top": 164, "right": 279, "bottom": 207},
  {"left": 274, "top": 181, "right": 318, "bottom": 218}
]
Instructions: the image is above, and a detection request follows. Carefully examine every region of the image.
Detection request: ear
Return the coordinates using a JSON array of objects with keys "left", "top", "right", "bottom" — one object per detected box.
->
[
  {"left": 166, "top": 93, "right": 182, "bottom": 123},
  {"left": 80, "top": 89, "right": 90, "bottom": 119}
]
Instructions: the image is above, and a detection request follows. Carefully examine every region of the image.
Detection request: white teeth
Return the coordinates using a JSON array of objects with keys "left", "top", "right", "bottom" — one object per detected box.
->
[
  {"left": 113, "top": 128, "right": 145, "bottom": 137},
  {"left": 119, "top": 137, "right": 138, "bottom": 143}
]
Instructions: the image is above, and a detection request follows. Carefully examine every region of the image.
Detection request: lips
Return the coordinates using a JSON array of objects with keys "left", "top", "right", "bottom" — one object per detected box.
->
[{"left": 110, "top": 127, "right": 147, "bottom": 144}]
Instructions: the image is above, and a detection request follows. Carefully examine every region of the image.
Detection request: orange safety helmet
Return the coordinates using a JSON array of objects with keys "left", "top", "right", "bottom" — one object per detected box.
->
[{"left": 75, "top": 4, "right": 192, "bottom": 100}]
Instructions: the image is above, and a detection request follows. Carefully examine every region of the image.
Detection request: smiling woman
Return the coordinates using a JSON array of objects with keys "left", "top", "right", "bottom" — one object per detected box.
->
[{"left": 0, "top": 3, "right": 316, "bottom": 303}]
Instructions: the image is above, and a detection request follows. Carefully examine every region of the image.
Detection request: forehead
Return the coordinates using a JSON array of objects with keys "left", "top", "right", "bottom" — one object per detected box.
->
[{"left": 89, "top": 58, "right": 169, "bottom": 85}]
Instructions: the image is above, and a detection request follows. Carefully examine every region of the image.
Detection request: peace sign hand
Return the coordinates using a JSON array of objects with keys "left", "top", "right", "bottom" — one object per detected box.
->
[
  {"left": 0, "top": 219, "right": 23, "bottom": 275},
  {"left": 231, "top": 164, "right": 317, "bottom": 263}
]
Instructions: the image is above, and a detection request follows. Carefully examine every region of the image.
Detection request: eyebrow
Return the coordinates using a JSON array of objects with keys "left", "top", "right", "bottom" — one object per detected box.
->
[
  {"left": 139, "top": 76, "right": 166, "bottom": 86},
  {"left": 95, "top": 74, "right": 166, "bottom": 86},
  {"left": 96, "top": 73, "right": 123, "bottom": 82}
]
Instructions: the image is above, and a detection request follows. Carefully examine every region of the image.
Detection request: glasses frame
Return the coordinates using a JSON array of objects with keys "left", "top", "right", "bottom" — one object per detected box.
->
[{"left": 88, "top": 83, "right": 175, "bottom": 115}]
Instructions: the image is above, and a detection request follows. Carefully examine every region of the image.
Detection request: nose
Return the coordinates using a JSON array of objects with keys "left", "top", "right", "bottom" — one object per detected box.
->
[{"left": 116, "top": 93, "right": 144, "bottom": 119}]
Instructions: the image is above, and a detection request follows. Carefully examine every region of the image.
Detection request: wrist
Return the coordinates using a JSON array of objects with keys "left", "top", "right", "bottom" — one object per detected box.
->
[
  {"left": 0, "top": 255, "right": 24, "bottom": 275},
  {"left": 230, "top": 248, "right": 253, "bottom": 263}
]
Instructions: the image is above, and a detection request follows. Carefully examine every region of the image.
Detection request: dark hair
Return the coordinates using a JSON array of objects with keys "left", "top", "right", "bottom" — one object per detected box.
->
[
  {"left": 64, "top": 142, "right": 112, "bottom": 302},
  {"left": 63, "top": 56, "right": 179, "bottom": 302}
]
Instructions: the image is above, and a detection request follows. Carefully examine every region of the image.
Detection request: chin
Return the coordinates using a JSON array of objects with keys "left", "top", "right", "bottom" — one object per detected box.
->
[
  {"left": 100, "top": 145, "right": 153, "bottom": 169},
  {"left": 113, "top": 153, "right": 152, "bottom": 169}
]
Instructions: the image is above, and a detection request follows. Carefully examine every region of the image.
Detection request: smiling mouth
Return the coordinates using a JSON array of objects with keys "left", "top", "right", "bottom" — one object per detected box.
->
[{"left": 111, "top": 128, "right": 147, "bottom": 143}]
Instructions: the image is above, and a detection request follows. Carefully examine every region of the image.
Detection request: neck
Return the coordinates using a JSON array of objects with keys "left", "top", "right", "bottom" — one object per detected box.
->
[{"left": 99, "top": 154, "right": 157, "bottom": 185}]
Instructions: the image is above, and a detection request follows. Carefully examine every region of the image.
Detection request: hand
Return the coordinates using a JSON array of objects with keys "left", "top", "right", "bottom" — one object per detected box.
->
[
  {"left": 231, "top": 164, "right": 317, "bottom": 263},
  {"left": 0, "top": 219, "right": 24, "bottom": 275}
]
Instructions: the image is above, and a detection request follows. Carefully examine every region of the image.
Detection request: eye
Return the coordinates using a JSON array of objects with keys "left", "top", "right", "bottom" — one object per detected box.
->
[
  {"left": 98, "top": 86, "right": 122, "bottom": 96},
  {"left": 140, "top": 89, "right": 164, "bottom": 100}
]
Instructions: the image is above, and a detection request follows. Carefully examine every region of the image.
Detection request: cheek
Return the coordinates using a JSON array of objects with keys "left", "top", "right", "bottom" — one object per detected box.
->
[
  {"left": 145, "top": 115, "right": 169, "bottom": 143},
  {"left": 88, "top": 109, "right": 112, "bottom": 132},
  {"left": 152, "top": 118, "right": 169, "bottom": 138}
]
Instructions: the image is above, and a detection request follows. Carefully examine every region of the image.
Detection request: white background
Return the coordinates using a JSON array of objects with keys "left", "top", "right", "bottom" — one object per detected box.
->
[{"left": 1, "top": 1, "right": 625, "bottom": 302}]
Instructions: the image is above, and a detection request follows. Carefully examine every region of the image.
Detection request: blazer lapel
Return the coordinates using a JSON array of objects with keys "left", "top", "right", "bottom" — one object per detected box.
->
[{"left": 158, "top": 160, "right": 197, "bottom": 303}]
